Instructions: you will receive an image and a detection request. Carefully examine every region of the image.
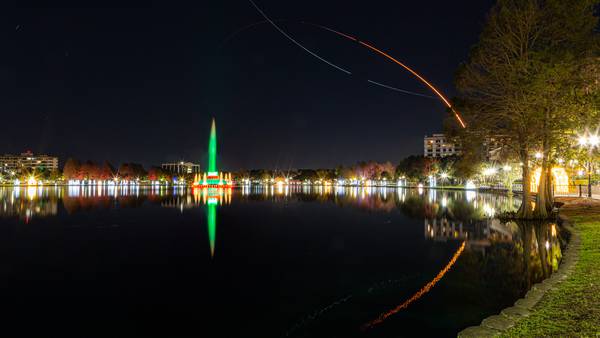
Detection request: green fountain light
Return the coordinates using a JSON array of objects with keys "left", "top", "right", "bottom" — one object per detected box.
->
[
  {"left": 193, "top": 118, "right": 232, "bottom": 187},
  {"left": 208, "top": 118, "right": 217, "bottom": 175}
]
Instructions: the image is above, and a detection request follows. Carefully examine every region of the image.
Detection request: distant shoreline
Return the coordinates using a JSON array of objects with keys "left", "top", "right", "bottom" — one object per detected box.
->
[{"left": 0, "top": 183, "right": 484, "bottom": 191}]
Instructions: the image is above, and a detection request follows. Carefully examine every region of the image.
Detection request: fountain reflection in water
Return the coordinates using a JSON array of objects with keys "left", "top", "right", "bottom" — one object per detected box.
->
[{"left": 0, "top": 185, "right": 565, "bottom": 336}]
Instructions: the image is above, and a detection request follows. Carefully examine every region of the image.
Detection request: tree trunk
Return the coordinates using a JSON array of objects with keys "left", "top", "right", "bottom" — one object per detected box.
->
[
  {"left": 535, "top": 162, "right": 550, "bottom": 219},
  {"left": 534, "top": 120, "right": 554, "bottom": 219},
  {"left": 545, "top": 167, "right": 554, "bottom": 212},
  {"left": 517, "top": 151, "right": 534, "bottom": 219}
]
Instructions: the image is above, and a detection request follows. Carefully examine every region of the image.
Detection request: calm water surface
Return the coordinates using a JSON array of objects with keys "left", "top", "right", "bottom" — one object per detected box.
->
[{"left": 0, "top": 186, "right": 565, "bottom": 337}]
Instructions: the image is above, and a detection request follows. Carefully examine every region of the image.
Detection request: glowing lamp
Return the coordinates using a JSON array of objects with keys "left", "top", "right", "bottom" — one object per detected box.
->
[
  {"left": 27, "top": 176, "right": 37, "bottom": 186},
  {"left": 589, "top": 135, "right": 599, "bottom": 147},
  {"left": 482, "top": 168, "right": 497, "bottom": 176}
]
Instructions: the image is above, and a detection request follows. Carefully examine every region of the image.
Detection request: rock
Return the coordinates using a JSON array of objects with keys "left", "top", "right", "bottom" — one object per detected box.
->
[
  {"left": 525, "top": 288, "right": 545, "bottom": 302},
  {"left": 481, "top": 315, "right": 515, "bottom": 331},
  {"left": 458, "top": 326, "right": 501, "bottom": 337},
  {"left": 515, "top": 297, "right": 538, "bottom": 309},
  {"left": 501, "top": 306, "right": 531, "bottom": 319}
]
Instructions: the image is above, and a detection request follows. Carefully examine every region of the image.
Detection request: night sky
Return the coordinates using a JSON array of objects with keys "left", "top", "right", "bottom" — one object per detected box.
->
[{"left": 10, "top": 0, "right": 495, "bottom": 170}]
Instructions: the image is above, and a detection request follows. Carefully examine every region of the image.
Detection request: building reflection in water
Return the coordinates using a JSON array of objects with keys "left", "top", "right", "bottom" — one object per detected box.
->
[
  {"left": 0, "top": 185, "right": 521, "bottom": 220},
  {"left": 0, "top": 186, "right": 560, "bottom": 267},
  {"left": 0, "top": 185, "right": 566, "bottom": 333},
  {"left": 0, "top": 187, "right": 61, "bottom": 222}
]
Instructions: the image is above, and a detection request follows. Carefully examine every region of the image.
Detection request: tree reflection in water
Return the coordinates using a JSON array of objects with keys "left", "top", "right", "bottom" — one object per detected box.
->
[{"left": 0, "top": 185, "right": 565, "bottom": 336}]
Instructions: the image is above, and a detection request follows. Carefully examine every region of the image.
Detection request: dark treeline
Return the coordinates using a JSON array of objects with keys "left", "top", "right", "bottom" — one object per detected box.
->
[
  {"left": 62, "top": 158, "right": 174, "bottom": 181},
  {"left": 233, "top": 156, "right": 468, "bottom": 183}
]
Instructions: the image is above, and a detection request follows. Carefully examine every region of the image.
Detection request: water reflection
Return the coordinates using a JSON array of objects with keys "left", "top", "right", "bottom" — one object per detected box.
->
[
  {"left": 363, "top": 241, "right": 467, "bottom": 330},
  {"left": 192, "top": 187, "right": 232, "bottom": 258},
  {"left": 0, "top": 186, "right": 61, "bottom": 222},
  {"left": 0, "top": 186, "right": 565, "bottom": 336},
  {"left": 0, "top": 186, "right": 559, "bottom": 268}
]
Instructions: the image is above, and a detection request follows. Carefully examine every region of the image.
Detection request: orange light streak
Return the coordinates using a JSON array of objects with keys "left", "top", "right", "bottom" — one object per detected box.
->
[
  {"left": 303, "top": 22, "right": 358, "bottom": 42},
  {"left": 362, "top": 241, "right": 466, "bottom": 330},
  {"left": 358, "top": 41, "right": 466, "bottom": 128},
  {"left": 306, "top": 22, "right": 467, "bottom": 128}
]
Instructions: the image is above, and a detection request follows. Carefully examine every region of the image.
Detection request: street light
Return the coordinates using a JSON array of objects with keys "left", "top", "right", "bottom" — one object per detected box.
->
[
  {"left": 589, "top": 135, "right": 599, "bottom": 147},
  {"left": 578, "top": 130, "right": 599, "bottom": 198}
]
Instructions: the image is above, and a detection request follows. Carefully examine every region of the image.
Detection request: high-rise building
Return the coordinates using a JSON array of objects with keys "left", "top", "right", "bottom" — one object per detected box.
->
[
  {"left": 0, "top": 151, "right": 59, "bottom": 173},
  {"left": 424, "top": 134, "right": 461, "bottom": 158},
  {"left": 161, "top": 161, "right": 201, "bottom": 175}
]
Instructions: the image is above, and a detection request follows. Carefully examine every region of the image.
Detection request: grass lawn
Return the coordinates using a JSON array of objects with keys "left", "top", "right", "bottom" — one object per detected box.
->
[{"left": 502, "top": 198, "right": 600, "bottom": 337}]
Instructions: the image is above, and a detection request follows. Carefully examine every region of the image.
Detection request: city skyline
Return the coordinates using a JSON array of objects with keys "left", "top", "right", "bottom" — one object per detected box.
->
[{"left": 10, "top": 0, "right": 495, "bottom": 169}]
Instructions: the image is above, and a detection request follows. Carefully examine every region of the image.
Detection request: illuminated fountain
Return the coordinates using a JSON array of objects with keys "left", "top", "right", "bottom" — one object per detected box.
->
[
  {"left": 191, "top": 119, "right": 232, "bottom": 258},
  {"left": 193, "top": 118, "right": 232, "bottom": 188}
]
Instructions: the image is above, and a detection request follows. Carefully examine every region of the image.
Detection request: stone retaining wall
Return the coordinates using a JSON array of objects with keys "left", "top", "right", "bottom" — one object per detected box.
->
[{"left": 457, "top": 218, "right": 580, "bottom": 337}]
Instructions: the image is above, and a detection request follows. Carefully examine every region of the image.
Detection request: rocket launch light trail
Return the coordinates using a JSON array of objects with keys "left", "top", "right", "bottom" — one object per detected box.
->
[
  {"left": 302, "top": 22, "right": 467, "bottom": 128},
  {"left": 367, "top": 79, "right": 436, "bottom": 99},
  {"left": 220, "top": 20, "right": 434, "bottom": 100},
  {"left": 358, "top": 40, "right": 466, "bottom": 128},
  {"left": 244, "top": 1, "right": 468, "bottom": 127},
  {"left": 362, "top": 241, "right": 466, "bottom": 330},
  {"left": 248, "top": 0, "right": 351, "bottom": 75},
  {"left": 243, "top": 4, "right": 435, "bottom": 100}
]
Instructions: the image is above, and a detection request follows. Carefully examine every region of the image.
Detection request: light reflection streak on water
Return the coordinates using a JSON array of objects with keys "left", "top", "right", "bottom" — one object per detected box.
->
[
  {"left": 0, "top": 186, "right": 520, "bottom": 226},
  {"left": 362, "top": 241, "right": 467, "bottom": 330},
  {"left": 0, "top": 185, "right": 519, "bottom": 217},
  {"left": 207, "top": 197, "right": 217, "bottom": 258}
]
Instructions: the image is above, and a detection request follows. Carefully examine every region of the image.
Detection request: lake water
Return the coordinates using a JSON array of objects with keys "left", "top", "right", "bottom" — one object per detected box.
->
[{"left": 0, "top": 186, "right": 564, "bottom": 337}]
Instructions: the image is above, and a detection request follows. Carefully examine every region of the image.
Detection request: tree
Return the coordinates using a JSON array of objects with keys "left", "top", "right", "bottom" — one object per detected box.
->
[
  {"left": 315, "top": 169, "right": 333, "bottom": 181},
  {"left": 147, "top": 167, "right": 160, "bottom": 181},
  {"left": 527, "top": 0, "right": 599, "bottom": 217},
  {"left": 34, "top": 167, "right": 51, "bottom": 180},
  {"left": 98, "top": 161, "right": 116, "bottom": 180},
  {"left": 147, "top": 167, "right": 171, "bottom": 182},
  {"left": 48, "top": 169, "right": 62, "bottom": 181},
  {"left": 80, "top": 161, "right": 99, "bottom": 180},
  {"left": 455, "top": 0, "right": 599, "bottom": 219},
  {"left": 396, "top": 155, "right": 435, "bottom": 181},
  {"left": 63, "top": 158, "right": 81, "bottom": 180},
  {"left": 118, "top": 163, "right": 147, "bottom": 180},
  {"left": 294, "top": 169, "right": 317, "bottom": 181},
  {"left": 501, "top": 165, "right": 521, "bottom": 194},
  {"left": 380, "top": 171, "right": 392, "bottom": 181}
]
